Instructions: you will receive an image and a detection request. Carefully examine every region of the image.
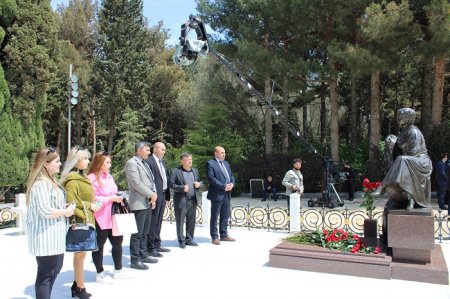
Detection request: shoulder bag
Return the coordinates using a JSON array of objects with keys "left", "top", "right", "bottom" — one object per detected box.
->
[{"left": 66, "top": 201, "right": 98, "bottom": 252}]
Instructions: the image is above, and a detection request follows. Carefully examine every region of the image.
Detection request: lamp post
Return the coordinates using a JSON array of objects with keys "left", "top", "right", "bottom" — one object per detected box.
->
[{"left": 68, "top": 64, "right": 79, "bottom": 152}]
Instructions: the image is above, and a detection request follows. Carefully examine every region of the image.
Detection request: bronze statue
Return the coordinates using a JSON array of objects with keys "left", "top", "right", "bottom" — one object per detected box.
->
[
  {"left": 381, "top": 108, "right": 432, "bottom": 210},
  {"left": 380, "top": 108, "right": 433, "bottom": 241}
]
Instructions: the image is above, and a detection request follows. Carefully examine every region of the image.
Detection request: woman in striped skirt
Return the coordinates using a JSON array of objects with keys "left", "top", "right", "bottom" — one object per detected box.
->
[{"left": 26, "top": 146, "right": 75, "bottom": 299}]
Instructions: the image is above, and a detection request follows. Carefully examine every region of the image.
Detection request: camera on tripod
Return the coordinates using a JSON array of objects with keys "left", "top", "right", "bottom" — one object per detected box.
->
[{"left": 307, "top": 157, "right": 345, "bottom": 209}]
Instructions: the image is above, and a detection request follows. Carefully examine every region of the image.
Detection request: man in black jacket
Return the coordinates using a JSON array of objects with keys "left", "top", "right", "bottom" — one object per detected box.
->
[
  {"left": 170, "top": 153, "right": 202, "bottom": 248},
  {"left": 145, "top": 142, "right": 171, "bottom": 257}
]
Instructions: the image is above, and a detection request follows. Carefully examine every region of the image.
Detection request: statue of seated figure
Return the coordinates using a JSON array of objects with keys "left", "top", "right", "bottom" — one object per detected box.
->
[
  {"left": 381, "top": 108, "right": 432, "bottom": 211},
  {"left": 380, "top": 108, "right": 433, "bottom": 242}
]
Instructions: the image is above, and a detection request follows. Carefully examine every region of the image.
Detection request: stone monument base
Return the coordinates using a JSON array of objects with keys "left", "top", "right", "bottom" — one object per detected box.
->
[{"left": 269, "top": 239, "right": 448, "bottom": 285}]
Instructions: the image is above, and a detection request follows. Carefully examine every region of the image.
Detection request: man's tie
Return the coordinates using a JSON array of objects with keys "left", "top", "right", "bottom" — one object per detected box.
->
[
  {"left": 219, "top": 161, "right": 230, "bottom": 183},
  {"left": 142, "top": 160, "right": 153, "bottom": 180},
  {"left": 159, "top": 159, "right": 168, "bottom": 190}
]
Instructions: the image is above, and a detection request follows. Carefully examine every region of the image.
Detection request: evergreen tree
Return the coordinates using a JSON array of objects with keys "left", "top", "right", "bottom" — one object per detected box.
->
[
  {"left": 3, "top": 0, "right": 58, "bottom": 152},
  {"left": 0, "top": 0, "right": 28, "bottom": 189},
  {"left": 181, "top": 103, "right": 247, "bottom": 186},
  {"left": 50, "top": 0, "right": 97, "bottom": 154},
  {"left": 357, "top": 0, "right": 420, "bottom": 178},
  {"left": 95, "top": 0, "right": 158, "bottom": 152},
  {"left": 111, "top": 105, "right": 146, "bottom": 190}
]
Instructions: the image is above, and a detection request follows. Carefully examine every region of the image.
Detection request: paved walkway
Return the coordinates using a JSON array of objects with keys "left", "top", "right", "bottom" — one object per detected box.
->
[{"left": 1, "top": 222, "right": 449, "bottom": 299}]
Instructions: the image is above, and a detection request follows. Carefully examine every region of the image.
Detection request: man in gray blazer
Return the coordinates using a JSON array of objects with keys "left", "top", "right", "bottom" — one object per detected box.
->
[
  {"left": 124, "top": 141, "right": 158, "bottom": 270},
  {"left": 170, "top": 153, "right": 201, "bottom": 248}
]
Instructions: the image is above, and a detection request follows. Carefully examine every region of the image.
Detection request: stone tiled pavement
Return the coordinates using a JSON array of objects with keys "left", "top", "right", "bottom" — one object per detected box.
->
[{"left": 1, "top": 221, "right": 449, "bottom": 299}]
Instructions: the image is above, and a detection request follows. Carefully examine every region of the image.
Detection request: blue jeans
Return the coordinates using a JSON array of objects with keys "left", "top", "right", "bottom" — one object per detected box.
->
[{"left": 262, "top": 187, "right": 277, "bottom": 199}]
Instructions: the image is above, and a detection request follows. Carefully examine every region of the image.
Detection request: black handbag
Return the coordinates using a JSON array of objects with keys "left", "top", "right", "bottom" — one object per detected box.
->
[{"left": 66, "top": 202, "right": 98, "bottom": 252}]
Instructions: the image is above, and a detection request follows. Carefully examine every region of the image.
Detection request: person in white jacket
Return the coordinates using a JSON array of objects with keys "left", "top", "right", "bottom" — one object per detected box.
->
[{"left": 282, "top": 159, "right": 304, "bottom": 196}]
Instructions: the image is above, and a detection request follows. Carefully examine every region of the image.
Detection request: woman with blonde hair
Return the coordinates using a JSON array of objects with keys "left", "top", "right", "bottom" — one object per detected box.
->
[
  {"left": 88, "top": 151, "right": 131, "bottom": 283},
  {"left": 26, "top": 146, "right": 75, "bottom": 299},
  {"left": 60, "top": 146, "right": 100, "bottom": 299}
]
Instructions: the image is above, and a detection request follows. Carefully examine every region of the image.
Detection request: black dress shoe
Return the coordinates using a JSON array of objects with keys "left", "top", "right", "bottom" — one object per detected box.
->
[
  {"left": 185, "top": 240, "right": 198, "bottom": 246},
  {"left": 158, "top": 247, "right": 171, "bottom": 253},
  {"left": 149, "top": 250, "right": 163, "bottom": 258},
  {"left": 179, "top": 242, "right": 186, "bottom": 249},
  {"left": 130, "top": 262, "right": 149, "bottom": 270},
  {"left": 141, "top": 256, "right": 158, "bottom": 264}
]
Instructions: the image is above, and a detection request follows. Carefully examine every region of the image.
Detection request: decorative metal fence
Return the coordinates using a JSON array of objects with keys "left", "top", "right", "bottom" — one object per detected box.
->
[
  {"left": 0, "top": 207, "right": 16, "bottom": 229},
  {"left": 2, "top": 202, "right": 448, "bottom": 241},
  {"left": 161, "top": 202, "right": 450, "bottom": 241}
]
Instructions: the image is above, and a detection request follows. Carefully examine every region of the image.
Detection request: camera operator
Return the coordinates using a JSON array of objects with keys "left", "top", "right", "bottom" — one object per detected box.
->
[
  {"left": 342, "top": 163, "right": 355, "bottom": 201},
  {"left": 282, "top": 159, "right": 304, "bottom": 196}
]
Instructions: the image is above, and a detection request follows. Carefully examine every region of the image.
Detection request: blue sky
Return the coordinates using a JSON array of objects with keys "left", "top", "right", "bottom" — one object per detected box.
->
[{"left": 51, "top": 0, "right": 199, "bottom": 46}]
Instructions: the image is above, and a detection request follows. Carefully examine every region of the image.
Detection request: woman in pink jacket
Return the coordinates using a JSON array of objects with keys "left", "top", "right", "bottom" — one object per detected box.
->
[{"left": 88, "top": 152, "right": 131, "bottom": 283}]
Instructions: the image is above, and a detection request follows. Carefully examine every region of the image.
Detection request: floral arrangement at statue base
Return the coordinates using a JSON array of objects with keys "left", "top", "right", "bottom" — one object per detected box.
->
[{"left": 286, "top": 228, "right": 381, "bottom": 254}]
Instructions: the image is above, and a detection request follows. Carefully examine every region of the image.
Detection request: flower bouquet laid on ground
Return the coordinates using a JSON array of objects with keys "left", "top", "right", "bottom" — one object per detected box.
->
[{"left": 286, "top": 228, "right": 381, "bottom": 254}]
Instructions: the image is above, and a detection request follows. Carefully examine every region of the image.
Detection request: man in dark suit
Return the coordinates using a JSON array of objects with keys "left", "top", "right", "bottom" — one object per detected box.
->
[
  {"left": 206, "top": 146, "right": 235, "bottom": 245},
  {"left": 145, "top": 142, "right": 171, "bottom": 257},
  {"left": 170, "top": 153, "right": 202, "bottom": 248},
  {"left": 124, "top": 141, "right": 158, "bottom": 270},
  {"left": 436, "top": 153, "right": 448, "bottom": 210}
]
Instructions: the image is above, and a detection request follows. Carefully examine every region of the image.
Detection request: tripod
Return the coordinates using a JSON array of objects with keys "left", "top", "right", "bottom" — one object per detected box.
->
[{"left": 308, "top": 159, "right": 345, "bottom": 209}]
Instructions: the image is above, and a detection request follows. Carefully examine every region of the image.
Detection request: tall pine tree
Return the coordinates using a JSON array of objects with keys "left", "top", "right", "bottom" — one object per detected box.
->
[
  {"left": 4, "top": 0, "right": 58, "bottom": 152},
  {"left": 0, "top": 0, "right": 28, "bottom": 189},
  {"left": 95, "top": 0, "right": 156, "bottom": 152}
]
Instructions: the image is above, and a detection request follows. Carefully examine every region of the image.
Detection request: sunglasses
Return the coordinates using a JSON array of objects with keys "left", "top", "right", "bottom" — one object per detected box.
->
[
  {"left": 75, "top": 146, "right": 85, "bottom": 153},
  {"left": 101, "top": 151, "right": 110, "bottom": 156},
  {"left": 46, "top": 146, "right": 56, "bottom": 156}
]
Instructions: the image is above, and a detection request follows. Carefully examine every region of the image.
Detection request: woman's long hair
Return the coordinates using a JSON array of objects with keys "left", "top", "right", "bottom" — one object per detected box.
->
[
  {"left": 26, "top": 147, "right": 60, "bottom": 206},
  {"left": 60, "top": 146, "right": 91, "bottom": 184},
  {"left": 88, "top": 151, "right": 111, "bottom": 187}
]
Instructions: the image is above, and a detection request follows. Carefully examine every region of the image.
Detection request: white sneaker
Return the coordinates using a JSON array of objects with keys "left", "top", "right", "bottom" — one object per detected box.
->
[
  {"left": 113, "top": 268, "right": 133, "bottom": 280},
  {"left": 96, "top": 271, "right": 114, "bottom": 284}
]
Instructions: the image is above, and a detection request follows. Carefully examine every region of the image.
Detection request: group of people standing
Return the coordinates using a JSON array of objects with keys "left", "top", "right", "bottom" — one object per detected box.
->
[
  {"left": 26, "top": 146, "right": 131, "bottom": 299},
  {"left": 25, "top": 143, "right": 236, "bottom": 299}
]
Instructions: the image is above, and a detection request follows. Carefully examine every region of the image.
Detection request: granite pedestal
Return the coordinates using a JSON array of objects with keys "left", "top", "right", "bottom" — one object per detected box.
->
[{"left": 269, "top": 210, "right": 449, "bottom": 285}]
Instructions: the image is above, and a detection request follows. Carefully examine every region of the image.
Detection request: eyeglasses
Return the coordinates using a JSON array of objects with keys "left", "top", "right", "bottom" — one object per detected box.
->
[{"left": 46, "top": 146, "right": 56, "bottom": 156}]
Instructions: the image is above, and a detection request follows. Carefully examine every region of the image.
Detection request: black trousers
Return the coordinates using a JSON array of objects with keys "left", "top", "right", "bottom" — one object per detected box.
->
[
  {"left": 346, "top": 179, "right": 355, "bottom": 200},
  {"left": 35, "top": 254, "right": 64, "bottom": 299},
  {"left": 437, "top": 184, "right": 447, "bottom": 208},
  {"left": 175, "top": 197, "right": 197, "bottom": 243},
  {"left": 148, "top": 196, "right": 167, "bottom": 251},
  {"left": 210, "top": 196, "right": 231, "bottom": 240},
  {"left": 92, "top": 222, "right": 124, "bottom": 273},
  {"left": 130, "top": 208, "right": 152, "bottom": 263}
]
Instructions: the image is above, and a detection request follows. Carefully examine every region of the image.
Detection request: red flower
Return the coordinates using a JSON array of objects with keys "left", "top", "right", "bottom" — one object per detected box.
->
[{"left": 362, "top": 178, "right": 381, "bottom": 193}]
